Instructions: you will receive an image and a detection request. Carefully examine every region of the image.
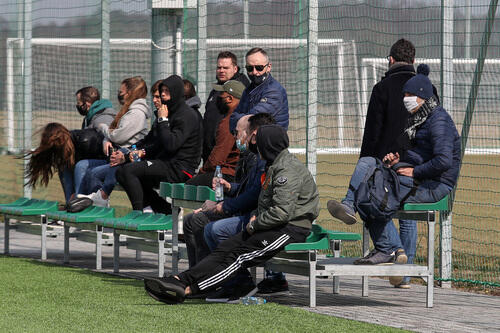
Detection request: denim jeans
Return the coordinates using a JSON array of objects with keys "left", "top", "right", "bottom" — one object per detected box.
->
[
  {"left": 344, "top": 156, "right": 452, "bottom": 255},
  {"left": 87, "top": 163, "right": 119, "bottom": 196},
  {"left": 58, "top": 167, "right": 75, "bottom": 203},
  {"left": 59, "top": 159, "right": 107, "bottom": 201},
  {"left": 76, "top": 159, "right": 107, "bottom": 195},
  {"left": 204, "top": 215, "right": 248, "bottom": 252}
]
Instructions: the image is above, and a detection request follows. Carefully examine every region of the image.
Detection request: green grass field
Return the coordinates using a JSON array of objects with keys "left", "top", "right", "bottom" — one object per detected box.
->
[
  {"left": 0, "top": 152, "right": 498, "bottom": 291},
  {"left": 0, "top": 256, "right": 407, "bottom": 333}
]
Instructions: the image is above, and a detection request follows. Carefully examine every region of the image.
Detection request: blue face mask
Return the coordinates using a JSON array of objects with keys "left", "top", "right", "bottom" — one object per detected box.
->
[{"left": 236, "top": 139, "right": 247, "bottom": 152}]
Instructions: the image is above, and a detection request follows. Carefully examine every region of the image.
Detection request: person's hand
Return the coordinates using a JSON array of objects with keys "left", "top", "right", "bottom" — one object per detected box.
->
[
  {"left": 382, "top": 152, "right": 400, "bottom": 167},
  {"left": 158, "top": 104, "right": 169, "bottom": 118},
  {"left": 201, "top": 200, "right": 217, "bottom": 212},
  {"left": 246, "top": 215, "right": 256, "bottom": 235},
  {"left": 109, "top": 151, "right": 125, "bottom": 166},
  {"left": 212, "top": 177, "right": 231, "bottom": 192},
  {"left": 215, "top": 202, "right": 224, "bottom": 214},
  {"left": 103, "top": 141, "right": 113, "bottom": 155},
  {"left": 396, "top": 167, "right": 414, "bottom": 177}
]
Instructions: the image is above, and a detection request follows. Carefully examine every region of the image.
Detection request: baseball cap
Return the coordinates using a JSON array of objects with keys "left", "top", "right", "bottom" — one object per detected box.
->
[{"left": 212, "top": 80, "right": 245, "bottom": 99}]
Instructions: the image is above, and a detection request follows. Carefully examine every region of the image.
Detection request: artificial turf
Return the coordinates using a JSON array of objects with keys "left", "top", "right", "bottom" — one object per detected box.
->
[{"left": 0, "top": 256, "right": 408, "bottom": 332}]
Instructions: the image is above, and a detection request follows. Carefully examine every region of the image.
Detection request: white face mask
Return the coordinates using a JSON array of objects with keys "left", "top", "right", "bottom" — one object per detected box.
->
[{"left": 403, "top": 96, "right": 420, "bottom": 113}]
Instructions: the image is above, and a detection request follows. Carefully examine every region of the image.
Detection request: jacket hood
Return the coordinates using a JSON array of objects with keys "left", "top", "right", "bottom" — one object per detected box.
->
[
  {"left": 160, "top": 75, "right": 185, "bottom": 113},
  {"left": 186, "top": 95, "right": 202, "bottom": 109},
  {"left": 86, "top": 99, "right": 113, "bottom": 123},
  {"left": 130, "top": 98, "right": 152, "bottom": 119},
  {"left": 256, "top": 124, "right": 289, "bottom": 164}
]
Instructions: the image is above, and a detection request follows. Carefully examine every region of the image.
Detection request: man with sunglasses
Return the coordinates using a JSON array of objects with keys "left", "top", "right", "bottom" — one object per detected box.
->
[
  {"left": 230, "top": 47, "right": 289, "bottom": 132},
  {"left": 203, "top": 51, "right": 250, "bottom": 163}
]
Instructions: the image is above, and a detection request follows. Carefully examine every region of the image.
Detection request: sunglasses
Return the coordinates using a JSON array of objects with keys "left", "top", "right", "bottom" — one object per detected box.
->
[{"left": 245, "top": 63, "right": 269, "bottom": 72}]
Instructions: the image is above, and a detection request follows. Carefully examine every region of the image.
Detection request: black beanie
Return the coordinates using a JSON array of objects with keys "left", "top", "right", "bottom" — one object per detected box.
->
[{"left": 256, "top": 124, "right": 289, "bottom": 164}]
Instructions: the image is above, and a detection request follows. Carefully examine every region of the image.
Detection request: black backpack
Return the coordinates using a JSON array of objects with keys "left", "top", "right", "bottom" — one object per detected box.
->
[{"left": 354, "top": 159, "right": 404, "bottom": 223}]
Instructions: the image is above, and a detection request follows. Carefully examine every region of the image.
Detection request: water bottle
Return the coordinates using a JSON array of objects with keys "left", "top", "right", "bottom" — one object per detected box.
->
[
  {"left": 131, "top": 144, "right": 141, "bottom": 162},
  {"left": 239, "top": 296, "right": 266, "bottom": 305},
  {"left": 214, "top": 165, "right": 224, "bottom": 202}
]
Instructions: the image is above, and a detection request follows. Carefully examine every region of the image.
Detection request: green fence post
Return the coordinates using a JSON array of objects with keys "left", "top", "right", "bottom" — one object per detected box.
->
[
  {"left": 23, "top": 0, "right": 32, "bottom": 199},
  {"left": 101, "top": 0, "right": 110, "bottom": 99}
]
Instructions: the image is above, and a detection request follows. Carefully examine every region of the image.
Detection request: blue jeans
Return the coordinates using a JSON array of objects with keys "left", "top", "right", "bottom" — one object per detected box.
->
[
  {"left": 204, "top": 215, "right": 248, "bottom": 252},
  {"left": 87, "top": 163, "right": 119, "bottom": 196},
  {"left": 344, "top": 157, "right": 452, "bottom": 255},
  {"left": 76, "top": 159, "right": 107, "bottom": 195},
  {"left": 59, "top": 159, "right": 106, "bottom": 201}
]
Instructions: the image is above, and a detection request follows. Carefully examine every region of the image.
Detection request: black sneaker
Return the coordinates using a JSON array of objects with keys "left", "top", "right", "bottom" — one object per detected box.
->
[
  {"left": 257, "top": 278, "right": 290, "bottom": 295},
  {"left": 353, "top": 249, "right": 395, "bottom": 265},
  {"left": 144, "top": 276, "right": 186, "bottom": 304},
  {"left": 327, "top": 200, "right": 357, "bottom": 225},
  {"left": 206, "top": 281, "right": 257, "bottom": 303}
]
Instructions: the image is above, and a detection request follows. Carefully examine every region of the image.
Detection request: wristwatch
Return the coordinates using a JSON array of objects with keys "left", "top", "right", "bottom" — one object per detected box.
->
[
  {"left": 248, "top": 221, "right": 255, "bottom": 232},
  {"left": 158, "top": 117, "right": 169, "bottom": 123}
]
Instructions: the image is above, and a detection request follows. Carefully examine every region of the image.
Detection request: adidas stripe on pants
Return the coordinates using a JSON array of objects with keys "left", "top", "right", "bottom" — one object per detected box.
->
[{"left": 177, "top": 223, "right": 310, "bottom": 294}]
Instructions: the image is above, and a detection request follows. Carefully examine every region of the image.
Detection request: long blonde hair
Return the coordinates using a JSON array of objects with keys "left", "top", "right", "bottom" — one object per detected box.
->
[
  {"left": 25, "top": 122, "right": 75, "bottom": 188},
  {"left": 110, "top": 76, "right": 148, "bottom": 129}
]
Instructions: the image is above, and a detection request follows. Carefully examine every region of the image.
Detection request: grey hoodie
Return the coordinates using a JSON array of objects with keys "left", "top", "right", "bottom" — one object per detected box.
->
[{"left": 100, "top": 98, "right": 151, "bottom": 148}]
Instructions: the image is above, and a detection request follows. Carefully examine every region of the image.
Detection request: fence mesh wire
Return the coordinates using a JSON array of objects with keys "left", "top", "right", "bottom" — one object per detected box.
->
[{"left": 0, "top": 0, "right": 498, "bottom": 290}]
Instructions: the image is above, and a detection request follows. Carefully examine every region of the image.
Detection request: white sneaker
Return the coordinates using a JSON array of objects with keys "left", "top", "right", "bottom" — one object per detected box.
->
[
  {"left": 78, "top": 191, "right": 109, "bottom": 208},
  {"left": 143, "top": 206, "right": 153, "bottom": 213}
]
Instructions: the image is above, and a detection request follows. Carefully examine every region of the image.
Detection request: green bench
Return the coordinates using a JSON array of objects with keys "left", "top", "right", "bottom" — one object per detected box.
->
[
  {"left": 0, "top": 198, "right": 59, "bottom": 259},
  {"left": 95, "top": 211, "right": 173, "bottom": 277},
  {"left": 45, "top": 206, "right": 115, "bottom": 268}
]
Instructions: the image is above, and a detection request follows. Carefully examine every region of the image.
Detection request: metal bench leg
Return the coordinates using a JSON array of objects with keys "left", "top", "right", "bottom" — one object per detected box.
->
[
  {"left": 63, "top": 223, "right": 70, "bottom": 263},
  {"left": 41, "top": 215, "right": 47, "bottom": 261},
  {"left": 427, "top": 211, "right": 435, "bottom": 308},
  {"left": 309, "top": 250, "right": 317, "bottom": 307},
  {"left": 362, "top": 224, "right": 370, "bottom": 296},
  {"left": 96, "top": 225, "right": 102, "bottom": 270},
  {"left": 136, "top": 250, "right": 142, "bottom": 261},
  {"left": 250, "top": 267, "right": 257, "bottom": 283},
  {"left": 158, "top": 231, "right": 165, "bottom": 278},
  {"left": 332, "top": 240, "right": 341, "bottom": 294},
  {"left": 4, "top": 215, "right": 9, "bottom": 254},
  {"left": 172, "top": 206, "right": 179, "bottom": 275},
  {"left": 113, "top": 230, "right": 120, "bottom": 273}
]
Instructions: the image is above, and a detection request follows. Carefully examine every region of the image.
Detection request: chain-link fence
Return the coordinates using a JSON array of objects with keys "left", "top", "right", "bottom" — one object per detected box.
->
[{"left": 0, "top": 0, "right": 498, "bottom": 291}]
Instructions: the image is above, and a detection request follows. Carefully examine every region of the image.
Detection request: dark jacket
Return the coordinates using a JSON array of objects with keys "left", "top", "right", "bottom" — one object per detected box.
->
[
  {"left": 134, "top": 75, "right": 203, "bottom": 176},
  {"left": 254, "top": 125, "right": 319, "bottom": 231},
  {"left": 402, "top": 106, "right": 461, "bottom": 188},
  {"left": 202, "top": 71, "right": 250, "bottom": 162},
  {"left": 230, "top": 74, "right": 289, "bottom": 132},
  {"left": 186, "top": 95, "right": 202, "bottom": 112},
  {"left": 199, "top": 107, "right": 239, "bottom": 176},
  {"left": 222, "top": 154, "right": 266, "bottom": 216}
]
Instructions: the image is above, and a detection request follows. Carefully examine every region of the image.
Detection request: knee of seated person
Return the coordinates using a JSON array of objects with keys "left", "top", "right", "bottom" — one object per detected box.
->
[
  {"left": 74, "top": 160, "right": 89, "bottom": 172},
  {"left": 358, "top": 156, "right": 376, "bottom": 165}
]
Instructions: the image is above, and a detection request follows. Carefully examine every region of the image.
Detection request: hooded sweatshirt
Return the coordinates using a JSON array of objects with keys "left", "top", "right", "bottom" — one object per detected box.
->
[
  {"left": 83, "top": 99, "right": 117, "bottom": 129},
  {"left": 100, "top": 98, "right": 151, "bottom": 148},
  {"left": 254, "top": 125, "right": 319, "bottom": 231},
  {"left": 135, "top": 75, "right": 203, "bottom": 175}
]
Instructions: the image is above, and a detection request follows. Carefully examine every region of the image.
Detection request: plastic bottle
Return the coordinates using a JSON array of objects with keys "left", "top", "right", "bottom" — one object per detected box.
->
[
  {"left": 131, "top": 144, "right": 141, "bottom": 162},
  {"left": 239, "top": 296, "right": 267, "bottom": 305},
  {"left": 214, "top": 165, "right": 224, "bottom": 201}
]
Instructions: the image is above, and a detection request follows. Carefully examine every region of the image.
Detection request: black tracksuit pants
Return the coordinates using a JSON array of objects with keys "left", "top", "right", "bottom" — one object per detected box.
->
[
  {"left": 178, "top": 223, "right": 310, "bottom": 294},
  {"left": 115, "top": 159, "right": 188, "bottom": 214}
]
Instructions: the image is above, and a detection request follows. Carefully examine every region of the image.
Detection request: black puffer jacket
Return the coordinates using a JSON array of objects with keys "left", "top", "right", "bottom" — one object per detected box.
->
[
  {"left": 202, "top": 71, "right": 250, "bottom": 162},
  {"left": 135, "top": 75, "right": 202, "bottom": 175}
]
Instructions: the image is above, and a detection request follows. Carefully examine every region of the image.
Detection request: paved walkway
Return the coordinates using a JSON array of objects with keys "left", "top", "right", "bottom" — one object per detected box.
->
[{"left": 1, "top": 223, "right": 499, "bottom": 333}]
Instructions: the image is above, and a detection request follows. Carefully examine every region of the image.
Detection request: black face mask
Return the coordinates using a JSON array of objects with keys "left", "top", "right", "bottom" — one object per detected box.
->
[
  {"left": 161, "top": 98, "right": 169, "bottom": 105},
  {"left": 117, "top": 93, "right": 125, "bottom": 105},
  {"left": 248, "top": 72, "right": 268, "bottom": 86},
  {"left": 215, "top": 96, "right": 230, "bottom": 114},
  {"left": 76, "top": 104, "right": 87, "bottom": 116}
]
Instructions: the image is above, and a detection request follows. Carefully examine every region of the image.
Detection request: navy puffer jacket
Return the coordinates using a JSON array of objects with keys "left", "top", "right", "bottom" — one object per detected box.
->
[
  {"left": 402, "top": 106, "right": 461, "bottom": 188},
  {"left": 229, "top": 74, "right": 289, "bottom": 131}
]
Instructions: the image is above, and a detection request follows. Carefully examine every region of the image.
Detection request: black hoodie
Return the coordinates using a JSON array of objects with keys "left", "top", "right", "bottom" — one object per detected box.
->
[
  {"left": 256, "top": 124, "right": 289, "bottom": 165},
  {"left": 135, "top": 75, "right": 202, "bottom": 175}
]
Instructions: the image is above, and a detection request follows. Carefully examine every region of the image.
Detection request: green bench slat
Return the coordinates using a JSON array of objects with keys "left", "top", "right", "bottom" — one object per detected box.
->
[
  {"left": 311, "top": 224, "right": 361, "bottom": 241},
  {"left": 171, "top": 183, "right": 185, "bottom": 199},
  {"left": 46, "top": 206, "right": 115, "bottom": 223},
  {"left": 184, "top": 185, "right": 198, "bottom": 201},
  {"left": 96, "top": 211, "right": 172, "bottom": 231},
  {"left": 0, "top": 198, "right": 59, "bottom": 216},
  {"left": 402, "top": 195, "right": 449, "bottom": 211},
  {"left": 284, "top": 235, "right": 330, "bottom": 251},
  {"left": 283, "top": 225, "right": 361, "bottom": 251},
  {"left": 196, "top": 186, "right": 216, "bottom": 202},
  {"left": 0, "top": 197, "right": 31, "bottom": 208},
  {"left": 159, "top": 182, "right": 216, "bottom": 202},
  {"left": 159, "top": 182, "right": 173, "bottom": 198}
]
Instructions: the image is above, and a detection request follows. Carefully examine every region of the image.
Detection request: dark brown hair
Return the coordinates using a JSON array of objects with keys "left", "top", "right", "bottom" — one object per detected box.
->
[
  {"left": 151, "top": 79, "right": 163, "bottom": 95},
  {"left": 246, "top": 47, "right": 269, "bottom": 62},
  {"left": 390, "top": 39, "right": 415, "bottom": 64},
  {"left": 183, "top": 79, "right": 196, "bottom": 99},
  {"left": 217, "top": 51, "right": 238, "bottom": 66},
  {"left": 110, "top": 76, "right": 148, "bottom": 130},
  {"left": 25, "top": 122, "right": 75, "bottom": 189},
  {"left": 75, "top": 86, "right": 100, "bottom": 104}
]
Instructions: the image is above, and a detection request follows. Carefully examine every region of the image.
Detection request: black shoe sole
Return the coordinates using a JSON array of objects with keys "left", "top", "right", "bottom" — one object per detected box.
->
[
  {"left": 327, "top": 200, "right": 357, "bottom": 225},
  {"left": 144, "top": 278, "right": 185, "bottom": 304}
]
